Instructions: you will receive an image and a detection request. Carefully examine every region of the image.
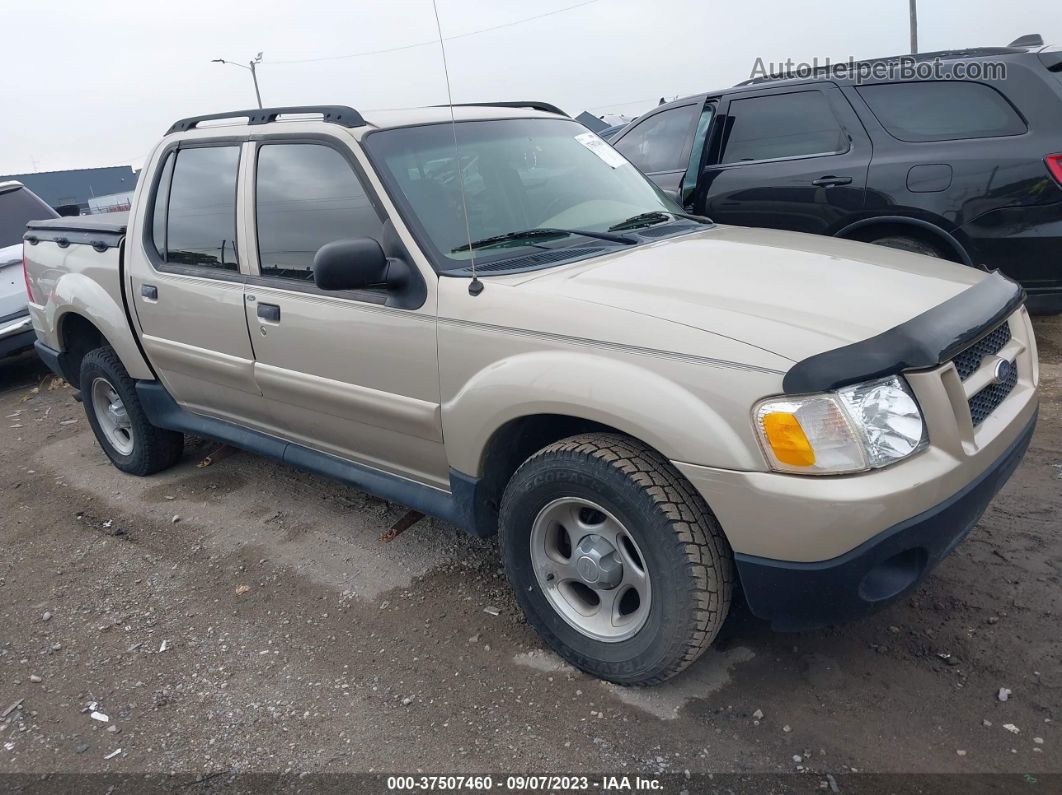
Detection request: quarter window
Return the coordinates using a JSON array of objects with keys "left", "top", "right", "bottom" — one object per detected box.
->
[
  {"left": 255, "top": 143, "right": 381, "bottom": 281},
  {"left": 613, "top": 105, "right": 699, "bottom": 173},
  {"left": 720, "top": 91, "right": 847, "bottom": 164},
  {"left": 856, "top": 81, "right": 1026, "bottom": 142},
  {"left": 155, "top": 146, "right": 241, "bottom": 271}
]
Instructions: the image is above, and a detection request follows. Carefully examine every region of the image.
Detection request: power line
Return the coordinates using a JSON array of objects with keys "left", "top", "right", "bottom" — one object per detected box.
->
[{"left": 267, "top": 0, "right": 601, "bottom": 64}]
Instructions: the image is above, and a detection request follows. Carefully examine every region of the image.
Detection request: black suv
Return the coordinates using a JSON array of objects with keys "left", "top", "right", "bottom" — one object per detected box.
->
[{"left": 611, "top": 38, "right": 1062, "bottom": 312}]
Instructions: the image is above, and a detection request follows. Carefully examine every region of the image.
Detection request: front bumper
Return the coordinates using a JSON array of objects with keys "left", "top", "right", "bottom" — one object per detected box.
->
[
  {"left": 0, "top": 310, "right": 35, "bottom": 358},
  {"left": 732, "top": 409, "right": 1036, "bottom": 630}
]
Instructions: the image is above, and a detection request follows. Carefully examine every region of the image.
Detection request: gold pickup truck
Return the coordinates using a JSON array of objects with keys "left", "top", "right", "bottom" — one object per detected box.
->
[{"left": 22, "top": 103, "right": 1038, "bottom": 685}]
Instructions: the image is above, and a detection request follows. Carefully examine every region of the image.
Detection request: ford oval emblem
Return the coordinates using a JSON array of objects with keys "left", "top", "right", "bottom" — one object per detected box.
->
[{"left": 992, "top": 358, "right": 1014, "bottom": 385}]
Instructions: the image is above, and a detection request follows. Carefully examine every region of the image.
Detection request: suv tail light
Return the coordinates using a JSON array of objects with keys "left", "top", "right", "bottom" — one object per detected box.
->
[
  {"left": 1046, "top": 154, "right": 1062, "bottom": 185},
  {"left": 22, "top": 246, "right": 36, "bottom": 304}
]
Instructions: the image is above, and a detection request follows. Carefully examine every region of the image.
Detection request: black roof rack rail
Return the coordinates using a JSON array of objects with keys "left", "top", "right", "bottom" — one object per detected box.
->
[
  {"left": 166, "top": 105, "right": 366, "bottom": 135},
  {"left": 441, "top": 101, "right": 568, "bottom": 117}
]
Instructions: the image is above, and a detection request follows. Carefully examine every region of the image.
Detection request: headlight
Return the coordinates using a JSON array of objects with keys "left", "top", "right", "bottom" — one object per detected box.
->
[{"left": 753, "top": 376, "right": 927, "bottom": 475}]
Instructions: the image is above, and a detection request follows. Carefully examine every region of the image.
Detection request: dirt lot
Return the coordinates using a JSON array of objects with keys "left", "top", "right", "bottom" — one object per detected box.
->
[{"left": 0, "top": 316, "right": 1059, "bottom": 785}]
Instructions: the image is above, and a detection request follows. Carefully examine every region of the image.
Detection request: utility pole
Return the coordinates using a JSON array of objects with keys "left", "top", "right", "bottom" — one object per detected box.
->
[
  {"left": 211, "top": 52, "right": 264, "bottom": 108},
  {"left": 909, "top": 0, "right": 918, "bottom": 54}
]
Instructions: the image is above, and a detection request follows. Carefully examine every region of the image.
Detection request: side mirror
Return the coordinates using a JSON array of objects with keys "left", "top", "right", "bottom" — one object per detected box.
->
[{"left": 313, "top": 238, "right": 389, "bottom": 291}]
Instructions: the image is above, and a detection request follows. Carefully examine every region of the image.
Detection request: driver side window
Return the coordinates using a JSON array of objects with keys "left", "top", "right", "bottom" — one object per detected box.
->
[
  {"left": 255, "top": 143, "right": 382, "bottom": 281},
  {"left": 613, "top": 105, "right": 698, "bottom": 174}
]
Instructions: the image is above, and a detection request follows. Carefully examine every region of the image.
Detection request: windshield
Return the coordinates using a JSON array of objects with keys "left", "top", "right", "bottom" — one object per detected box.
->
[{"left": 364, "top": 118, "right": 684, "bottom": 271}]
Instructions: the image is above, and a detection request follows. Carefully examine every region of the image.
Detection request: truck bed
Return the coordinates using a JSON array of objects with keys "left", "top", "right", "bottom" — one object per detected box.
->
[
  {"left": 25, "top": 214, "right": 128, "bottom": 250},
  {"left": 22, "top": 212, "right": 154, "bottom": 382}
]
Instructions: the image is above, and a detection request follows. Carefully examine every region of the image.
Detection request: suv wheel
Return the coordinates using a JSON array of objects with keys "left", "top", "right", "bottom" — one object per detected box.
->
[
  {"left": 498, "top": 433, "right": 733, "bottom": 685},
  {"left": 865, "top": 234, "right": 945, "bottom": 259},
  {"left": 80, "top": 346, "right": 184, "bottom": 475}
]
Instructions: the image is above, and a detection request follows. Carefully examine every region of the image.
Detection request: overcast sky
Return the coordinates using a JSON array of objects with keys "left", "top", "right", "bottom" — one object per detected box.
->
[{"left": 2, "top": 0, "right": 1059, "bottom": 175}]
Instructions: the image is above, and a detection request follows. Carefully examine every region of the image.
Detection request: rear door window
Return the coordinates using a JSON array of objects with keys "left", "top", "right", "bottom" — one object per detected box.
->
[
  {"left": 720, "top": 90, "right": 847, "bottom": 164},
  {"left": 856, "top": 81, "right": 1027, "bottom": 141},
  {"left": 613, "top": 104, "right": 699, "bottom": 173},
  {"left": 157, "top": 146, "right": 241, "bottom": 271},
  {"left": 254, "top": 143, "right": 381, "bottom": 281}
]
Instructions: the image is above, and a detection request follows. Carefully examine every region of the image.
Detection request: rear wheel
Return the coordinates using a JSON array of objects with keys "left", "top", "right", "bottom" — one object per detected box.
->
[
  {"left": 80, "top": 347, "right": 183, "bottom": 475},
  {"left": 499, "top": 433, "right": 734, "bottom": 685}
]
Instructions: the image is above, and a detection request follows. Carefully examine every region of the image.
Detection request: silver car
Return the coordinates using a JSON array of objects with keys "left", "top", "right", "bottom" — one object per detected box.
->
[{"left": 1, "top": 181, "right": 57, "bottom": 359}]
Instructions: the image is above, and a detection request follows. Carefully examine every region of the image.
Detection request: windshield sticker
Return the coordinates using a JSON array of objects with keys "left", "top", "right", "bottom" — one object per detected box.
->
[{"left": 575, "top": 131, "right": 629, "bottom": 169}]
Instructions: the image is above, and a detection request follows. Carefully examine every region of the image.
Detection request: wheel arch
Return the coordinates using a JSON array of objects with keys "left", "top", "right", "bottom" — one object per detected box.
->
[
  {"left": 54, "top": 312, "right": 109, "bottom": 384},
  {"left": 444, "top": 351, "right": 761, "bottom": 537},
  {"left": 834, "top": 215, "right": 974, "bottom": 266},
  {"left": 48, "top": 271, "right": 154, "bottom": 381}
]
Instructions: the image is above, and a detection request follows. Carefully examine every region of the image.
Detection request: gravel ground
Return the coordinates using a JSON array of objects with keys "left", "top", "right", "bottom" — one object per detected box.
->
[{"left": 0, "top": 316, "right": 1059, "bottom": 782}]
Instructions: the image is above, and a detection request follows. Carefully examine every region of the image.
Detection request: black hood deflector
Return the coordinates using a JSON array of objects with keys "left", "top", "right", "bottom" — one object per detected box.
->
[{"left": 782, "top": 271, "right": 1025, "bottom": 394}]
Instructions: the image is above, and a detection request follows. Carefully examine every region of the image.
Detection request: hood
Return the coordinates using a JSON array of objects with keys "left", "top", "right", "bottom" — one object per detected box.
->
[
  {"left": 0, "top": 243, "right": 27, "bottom": 319},
  {"left": 518, "top": 225, "right": 984, "bottom": 362}
]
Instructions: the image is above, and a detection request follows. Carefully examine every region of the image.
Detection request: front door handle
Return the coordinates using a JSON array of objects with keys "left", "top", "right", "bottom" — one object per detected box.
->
[
  {"left": 257, "top": 303, "right": 281, "bottom": 323},
  {"left": 141, "top": 284, "right": 158, "bottom": 301},
  {"left": 811, "top": 175, "right": 853, "bottom": 187}
]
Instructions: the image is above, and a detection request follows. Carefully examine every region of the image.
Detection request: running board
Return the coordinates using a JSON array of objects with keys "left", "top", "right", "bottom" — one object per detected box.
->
[{"left": 135, "top": 381, "right": 485, "bottom": 535}]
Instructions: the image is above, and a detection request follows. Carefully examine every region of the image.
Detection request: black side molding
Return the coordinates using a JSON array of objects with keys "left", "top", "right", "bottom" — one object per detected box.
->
[
  {"left": 783, "top": 271, "right": 1025, "bottom": 394},
  {"left": 135, "top": 382, "right": 490, "bottom": 537}
]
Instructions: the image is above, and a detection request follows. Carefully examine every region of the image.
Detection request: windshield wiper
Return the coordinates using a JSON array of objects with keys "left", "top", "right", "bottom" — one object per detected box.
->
[
  {"left": 608, "top": 210, "right": 713, "bottom": 231},
  {"left": 451, "top": 227, "right": 636, "bottom": 253}
]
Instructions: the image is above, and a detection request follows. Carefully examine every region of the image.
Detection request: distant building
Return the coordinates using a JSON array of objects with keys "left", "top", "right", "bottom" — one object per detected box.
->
[
  {"left": 0, "top": 166, "right": 138, "bottom": 215},
  {"left": 87, "top": 192, "right": 134, "bottom": 214}
]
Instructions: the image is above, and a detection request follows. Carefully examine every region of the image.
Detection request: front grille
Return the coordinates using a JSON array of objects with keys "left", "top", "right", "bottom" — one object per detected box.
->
[
  {"left": 953, "top": 323, "right": 1011, "bottom": 381},
  {"left": 968, "top": 364, "right": 1018, "bottom": 426},
  {"left": 950, "top": 320, "right": 1017, "bottom": 426}
]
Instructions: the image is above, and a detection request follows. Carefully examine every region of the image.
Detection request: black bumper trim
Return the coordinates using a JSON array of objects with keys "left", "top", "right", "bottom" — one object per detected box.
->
[
  {"left": 0, "top": 328, "right": 37, "bottom": 359},
  {"left": 0, "top": 307, "right": 31, "bottom": 325},
  {"left": 735, "top": 408, "right": 1037, "bottom": 631},
  {"left": 782, "top": 271, "right": 1025, "bottom": 393}
]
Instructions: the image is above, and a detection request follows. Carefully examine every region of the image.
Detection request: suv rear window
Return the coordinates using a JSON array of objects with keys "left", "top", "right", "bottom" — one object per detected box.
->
[
  {"left": 720, "top": 90, "right": 847, "bottom": 164},
  {"left": 856, "top": 81, "right": 1027, "bottom": 142},
  {"left": 0, "top": 185, "right": 57, "bottom": 248}
]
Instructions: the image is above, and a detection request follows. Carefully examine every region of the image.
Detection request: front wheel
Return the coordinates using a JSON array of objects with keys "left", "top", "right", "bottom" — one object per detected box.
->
[{"left": 498, "top": 433, "right": 734, "bottom": 685}]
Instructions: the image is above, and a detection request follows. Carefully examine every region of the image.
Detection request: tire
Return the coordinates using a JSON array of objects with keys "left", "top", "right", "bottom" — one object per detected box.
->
[
  {"left": 865, "top": 234, "right": 945, "bottom": 259},
  {"left": 498, "top": 433, "right": 734, "bottom": 685},
  {"left": 80, "top": 346, "right": 184, "bottom": 476}
]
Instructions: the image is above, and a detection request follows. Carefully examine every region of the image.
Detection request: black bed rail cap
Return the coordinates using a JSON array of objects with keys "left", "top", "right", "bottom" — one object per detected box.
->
[
  {"left": 166, "top": 105, "right": 366, "bottom": 135},
  {"left": 439, "top": 101, "right": 568, "bottom": 117},
  {"left": 782, "top": 271, "right": 1026, "bottom": 394}
]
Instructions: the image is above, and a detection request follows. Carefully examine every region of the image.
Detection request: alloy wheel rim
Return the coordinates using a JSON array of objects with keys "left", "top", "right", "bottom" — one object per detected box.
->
[
  {"left": 529, "top": 497, "right": 651, "bottom": 642},
  {"left": 91, "top": 377, "right": 134, "bottom": 456}
]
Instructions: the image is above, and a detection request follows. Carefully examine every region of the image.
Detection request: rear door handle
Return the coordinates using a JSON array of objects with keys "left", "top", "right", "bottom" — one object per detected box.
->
[
  {"left": 141, "top": 284, "right": 158, "bottom": 301},
  {"left": 811, "top": 176, "right": 853, "bottom": 187},
  {"left": 257, "top": 303, "right": 281, "bottom": 323}
]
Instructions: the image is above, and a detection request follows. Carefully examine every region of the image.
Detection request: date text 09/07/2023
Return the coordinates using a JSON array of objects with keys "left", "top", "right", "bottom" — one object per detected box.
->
[{"left": 386, "top": 774, "right": 663, "bottom": 791}]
